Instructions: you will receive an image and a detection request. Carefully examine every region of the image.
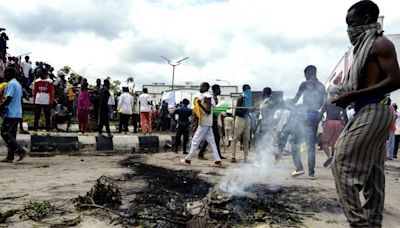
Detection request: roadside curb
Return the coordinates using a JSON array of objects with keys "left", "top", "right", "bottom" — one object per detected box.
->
[{"left": 0, "top": 134, "right": 174, "bottom": 155}]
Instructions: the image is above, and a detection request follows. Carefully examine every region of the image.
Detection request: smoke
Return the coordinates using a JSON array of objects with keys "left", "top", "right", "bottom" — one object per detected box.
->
[{"left": 218, "top": 132, "right": 291, "bottom": 195}]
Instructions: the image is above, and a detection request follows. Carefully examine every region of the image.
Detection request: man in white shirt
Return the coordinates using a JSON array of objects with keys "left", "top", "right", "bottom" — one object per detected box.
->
[
  {"left": 138, "top": 88, "right": 152, "bottom": 135},
  {"left": 179, "top": 82, "right": 222, "bottom": 167},
  {"left": 108, "top": 90, "right": 115, "bottom": 120},
  {"left": 117, "top": 87, "right": 133, "bottom": 133},
  {"left": 20, "top": 56, "right": 32, "bottom": 93}
]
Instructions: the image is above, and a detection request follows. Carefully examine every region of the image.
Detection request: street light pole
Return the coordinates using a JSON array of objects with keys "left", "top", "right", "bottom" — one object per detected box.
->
[{"left": 161, "top": 56, "right": 189, "bottom": 90}]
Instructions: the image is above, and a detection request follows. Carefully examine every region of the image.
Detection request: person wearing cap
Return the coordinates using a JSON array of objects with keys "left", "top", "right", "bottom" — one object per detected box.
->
[
  {"left": 319, "top": 86, "right": 348, "bottom": 167},
  {"left": 117, "top": 87, "right": 133, "bottom": 134},
  {"left": 179, "top": 82, "right": 222, "bottom": 167}
]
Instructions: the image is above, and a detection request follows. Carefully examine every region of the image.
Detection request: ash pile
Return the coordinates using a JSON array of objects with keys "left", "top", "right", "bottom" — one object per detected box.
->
[
  {"left": 118, "top": 157, "right": 341, "bottom": 227},
  {"left": 186, "top": 184, "right": 306, "bottom": 228}
]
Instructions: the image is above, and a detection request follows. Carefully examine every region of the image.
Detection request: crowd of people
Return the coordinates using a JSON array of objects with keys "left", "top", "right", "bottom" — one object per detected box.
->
[{"left": 1, "top": 1, "right": 400, "bottom": 227}]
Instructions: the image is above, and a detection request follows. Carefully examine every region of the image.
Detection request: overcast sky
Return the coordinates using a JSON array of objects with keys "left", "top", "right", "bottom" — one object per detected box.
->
[{"left": 1, "top": 0, "right": 400, "bottom": 96}]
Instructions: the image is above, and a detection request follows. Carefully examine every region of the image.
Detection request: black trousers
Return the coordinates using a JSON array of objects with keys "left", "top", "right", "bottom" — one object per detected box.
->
[
  {"left": 1, "top": 118, "right": 25, "bottom": 160},
  {"left": 198, "top": 120, "right": 222, "bottom": 157},
  {"left": 175, "top": 122, "right": 190, "bottom": 153},
  {"left": 93, "top": 99, "right": 99, "bottom": 123},
  {"left": 132, "top": 113, "right": 140, "bottom": 133},
  {"left": 119, "top": 113, "right": 130, "bottom": 133},
  {"left": 34, "top": 104, "right": 51, "bottom": 131},
  {"left": 98, "top": 109, "right": 110, "bottom": 134},
  {"left": 394, "top": 135, "right": 400, "bottom": 157}
]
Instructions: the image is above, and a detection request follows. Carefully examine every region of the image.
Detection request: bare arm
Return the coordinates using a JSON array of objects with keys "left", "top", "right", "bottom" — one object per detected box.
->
[
  {"left": 292, "top": 82, "right": 305, "bottom": 104},
  {"left": 355, "top": 38, "right": 400, "bottom": 97},
  {"left": 333, "top": 37, "right": 400, "bottom": 107}
]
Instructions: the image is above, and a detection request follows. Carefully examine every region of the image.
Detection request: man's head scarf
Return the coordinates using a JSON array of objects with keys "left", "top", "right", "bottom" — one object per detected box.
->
[{"left": 341, "top": 22, "right": 383, "bottom": 92}]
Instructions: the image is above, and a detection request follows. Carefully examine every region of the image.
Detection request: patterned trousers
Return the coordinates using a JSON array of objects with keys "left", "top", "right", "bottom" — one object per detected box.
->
[{"left": 332, "top": 104, "right": 394, "bottom": 227}]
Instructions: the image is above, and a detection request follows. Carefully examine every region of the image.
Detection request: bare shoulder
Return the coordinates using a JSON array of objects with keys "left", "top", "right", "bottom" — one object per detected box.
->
[{"left": 371, "top": 36, "right": 396, "bottom": 56}]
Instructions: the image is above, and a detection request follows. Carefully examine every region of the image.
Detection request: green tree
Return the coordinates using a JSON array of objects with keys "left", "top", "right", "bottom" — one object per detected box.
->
[
  {"left": 110, "top": 79, "right": 121, "bottom": 94},
  {"left": 60, "top": 66, "right": 80, "bottom": 84}
]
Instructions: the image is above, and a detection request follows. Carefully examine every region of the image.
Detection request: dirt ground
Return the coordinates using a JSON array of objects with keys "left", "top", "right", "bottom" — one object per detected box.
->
[{"left": 0, "top": 149, "right": 399, "bottom": 227}]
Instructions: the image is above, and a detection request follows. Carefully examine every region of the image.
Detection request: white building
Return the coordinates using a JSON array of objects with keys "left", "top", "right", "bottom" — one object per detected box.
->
[{"left": 141, "top": 82, "right": 239, "bottom": 108}]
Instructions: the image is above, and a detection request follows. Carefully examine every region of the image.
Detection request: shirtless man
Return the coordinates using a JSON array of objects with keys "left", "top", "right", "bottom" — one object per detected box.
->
[
  {"left": 332, "top": 1, "right": 400, "bottom": 227},
  {"left": 290, "top": 65, "right": 325, "bottom": 179}
]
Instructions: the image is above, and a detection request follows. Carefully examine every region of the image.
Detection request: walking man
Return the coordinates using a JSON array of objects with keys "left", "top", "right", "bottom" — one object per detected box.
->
[
  {"left": 198, "top": 84, "right": 225, "bottom": 159},
  {"left": 179, "top": 82, "right": 222, "bottom": 167},
  {"left": 332, "top": 1, "right": 400, "bottom": 227},
  {"left": 0, "top": 67, "right": 28, "bottom": 163},
  {"left": 290, "top": 65, "right": 325, "bottom": 178},
  {"left": 230, "top": 84, "right": 252, "bottom": 163}
]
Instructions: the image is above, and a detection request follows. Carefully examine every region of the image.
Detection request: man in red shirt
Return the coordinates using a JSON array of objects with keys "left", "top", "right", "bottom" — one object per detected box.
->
[{"left": 33, "top": 69, "right": 54, "bottom": 132}]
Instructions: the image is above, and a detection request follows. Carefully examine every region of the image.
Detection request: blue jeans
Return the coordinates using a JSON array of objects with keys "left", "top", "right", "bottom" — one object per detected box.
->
[
  {"left": 108, "top": 105, "right": 114, "bottom": 120},
  {"left": 290, "top": 114, "right": 319, "bottom": 175},
  {"left": 387, "top": 131, "right": 395, "bottom": 159}
]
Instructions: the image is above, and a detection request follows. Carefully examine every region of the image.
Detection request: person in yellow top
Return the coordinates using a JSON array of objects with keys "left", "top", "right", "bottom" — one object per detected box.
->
[{"left": 0, "top": 80, "right": 7, "bottom": 102}]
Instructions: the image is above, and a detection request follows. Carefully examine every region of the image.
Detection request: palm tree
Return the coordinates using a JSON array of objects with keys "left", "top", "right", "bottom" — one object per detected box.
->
[{"left": 126, "top": 76, "right": 135, "bottom": 92}]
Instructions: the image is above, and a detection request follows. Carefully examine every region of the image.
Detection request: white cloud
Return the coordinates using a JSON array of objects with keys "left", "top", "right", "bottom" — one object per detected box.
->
[{"left": 1, "top": 0, "right": 400, "bottom": 97}]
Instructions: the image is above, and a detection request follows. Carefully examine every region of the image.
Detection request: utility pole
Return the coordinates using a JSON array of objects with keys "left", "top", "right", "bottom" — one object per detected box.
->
[{"left": 161, "top": 56, "right": 189, "bottom": 90}]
